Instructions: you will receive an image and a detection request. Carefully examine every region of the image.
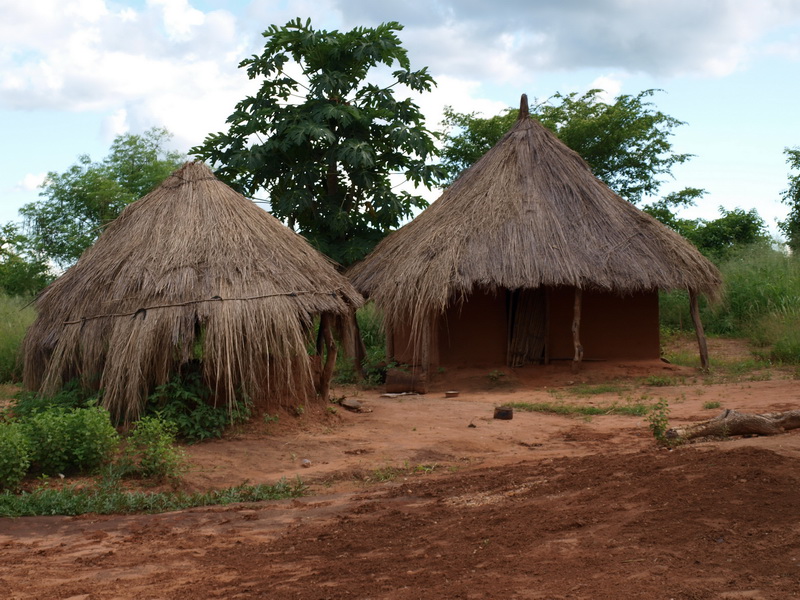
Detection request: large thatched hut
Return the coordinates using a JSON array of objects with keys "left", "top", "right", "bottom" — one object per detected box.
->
[
  {"left": 23, "top": 162, "right": 362, "bottom": 422},
  {"left": 348, "top": 96, "right": 721, "bottom": 386}
]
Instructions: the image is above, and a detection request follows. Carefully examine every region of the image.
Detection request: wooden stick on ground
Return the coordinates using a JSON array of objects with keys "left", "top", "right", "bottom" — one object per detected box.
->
[{"left": 667, "top": 409, "right": 800, "bottom": 442}]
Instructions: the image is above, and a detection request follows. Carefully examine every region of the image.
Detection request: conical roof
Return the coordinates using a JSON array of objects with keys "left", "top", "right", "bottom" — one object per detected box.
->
[
  {"left": 23, "top": 161, "right": 363, "bottom": 421},
  {"left": 349, "top": 95, "right": 721, "bottom": 332}
]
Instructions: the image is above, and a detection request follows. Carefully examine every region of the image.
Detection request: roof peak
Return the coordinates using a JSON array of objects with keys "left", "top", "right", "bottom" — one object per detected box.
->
[{"left": 519, "top": 94, "right": 529, "bottom": 120}]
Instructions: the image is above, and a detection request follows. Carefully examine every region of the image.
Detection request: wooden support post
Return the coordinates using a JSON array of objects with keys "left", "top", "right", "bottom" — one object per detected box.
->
[
  {"left": 571, "top": 288, "right": 584, "bottom": 373},
  {"left": 317, "top": 313, "right": 338, "bottom": 402},
  {"left": 689, "top": 289, "right": 710, "bottom": 371}
]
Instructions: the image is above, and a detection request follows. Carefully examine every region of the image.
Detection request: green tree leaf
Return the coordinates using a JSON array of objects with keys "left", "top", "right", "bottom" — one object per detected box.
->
[
  {"left": 19, "top": 128, "right": 185, "bottom": 268},
  {"left": 191, "top": 19, "right": 443, "bottom": 266},
  {"left": 439, "top": 89, "right": 692, "bottom": 205}
]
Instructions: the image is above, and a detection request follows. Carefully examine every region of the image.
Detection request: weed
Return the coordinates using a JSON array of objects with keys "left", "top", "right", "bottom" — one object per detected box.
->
[
  {"left": 703, "top": 401, "right": 722, "bottom": 410},
  {"left": 646, "top": 399, "right": 671, "bottom": 444},
  {"left": 121, "top": 416, "right": 186, "bottom": 482},
  {"left": 487, "top": 370, "right": 506, "bottom": 383},
  {"left": 263, "top": 413, "right": 279, "bottom": 424},
  {"left": 326, "top": 405, "right": 338, "bottom": 415},
  {"left": 293, "top": 405, "right": 305, "bottom": 417}
]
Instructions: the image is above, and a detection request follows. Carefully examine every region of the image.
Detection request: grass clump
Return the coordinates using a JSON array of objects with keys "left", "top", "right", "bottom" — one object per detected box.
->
[
  {"left": 0, "top": 477, "right": 307, "bottom": 518},
  {"left": 506, "top": 401, "right": 650, "bottom": 417},
  {"left": 703, "top": 401, "right": 722, "bottom": 410},
  {"left": 0, "top": 294, "right": 36, "bottom": 383}
]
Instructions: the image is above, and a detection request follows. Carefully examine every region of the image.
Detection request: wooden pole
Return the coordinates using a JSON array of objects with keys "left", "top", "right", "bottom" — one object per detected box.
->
[
  {"left": 689, "top": 289, "right": 710, "bottom": 371},
  {"left": 571, "top": 288, "right": 584, "bottom": 373},
  {"left": 317, "top": 313, "right": 338, "bottom": 402}
]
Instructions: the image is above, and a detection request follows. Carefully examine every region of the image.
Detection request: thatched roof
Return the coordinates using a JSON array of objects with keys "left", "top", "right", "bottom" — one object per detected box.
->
[
  {"left": 348, "top": 95, "right": 722, "bottom": 335},
  {"left": 23, "top": 161, "right": 363, "bottom": 422}
]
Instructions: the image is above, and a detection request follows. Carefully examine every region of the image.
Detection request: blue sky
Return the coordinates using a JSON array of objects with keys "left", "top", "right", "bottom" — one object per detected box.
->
[{"left": 2, "top": 0, "right": 799, "bottom": 238}]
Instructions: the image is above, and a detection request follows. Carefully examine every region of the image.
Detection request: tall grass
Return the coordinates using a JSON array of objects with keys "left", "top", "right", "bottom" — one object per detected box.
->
[
  {"left": 660, "top": 245, "right": 800, "bottom": 363},
  {"left": 0, "top": 295, "right": 35, "bottom": 382}
]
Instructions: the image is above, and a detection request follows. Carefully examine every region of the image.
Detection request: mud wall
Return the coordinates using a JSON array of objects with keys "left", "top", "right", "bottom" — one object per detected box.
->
[{"left": 546, "top": 287, "right": 660, "bottom": 360}]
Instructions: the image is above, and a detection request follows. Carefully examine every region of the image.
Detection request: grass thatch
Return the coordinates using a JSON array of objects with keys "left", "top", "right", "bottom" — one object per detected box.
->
[
  {"left": 348, "top": 95, "right": 722, "bottom": 353},
  {"left": 22, "top": 162, "right": 362, "bottom": 422}
]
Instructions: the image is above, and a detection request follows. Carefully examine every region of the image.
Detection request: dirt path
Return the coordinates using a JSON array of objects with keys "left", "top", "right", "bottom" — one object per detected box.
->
[{"left": 2, "top": 355, "right": 800, "bottom": 599}]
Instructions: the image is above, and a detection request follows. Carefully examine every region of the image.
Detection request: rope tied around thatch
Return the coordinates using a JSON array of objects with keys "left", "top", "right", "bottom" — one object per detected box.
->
[{"left": 62, "top": 289, "right": 346, "bottom": 325}]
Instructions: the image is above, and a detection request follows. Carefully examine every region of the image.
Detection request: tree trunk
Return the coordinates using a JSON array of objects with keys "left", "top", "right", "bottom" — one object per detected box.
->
[
  {"left": 571, "top": 288, "right": 584, "bottom": 373},
  {"left": 667, "top": 409, "right": 800, "bottom": 442},
  {"left": 316, "top": 313, "right": 338, "bottom": 402}
]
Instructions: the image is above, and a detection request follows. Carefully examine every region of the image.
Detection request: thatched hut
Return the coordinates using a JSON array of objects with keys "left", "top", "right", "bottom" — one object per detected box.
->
[
  {"left": 23, "top": 162, "right": 362, "bottom": 422},
  {"left": 348, "top": 96, "right": 721, "bottom": 387}
]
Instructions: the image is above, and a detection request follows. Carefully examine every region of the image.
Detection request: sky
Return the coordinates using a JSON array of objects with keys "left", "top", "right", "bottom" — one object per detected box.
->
[{"left": 2, "top": 0, "right": 799, "bottom": 238}]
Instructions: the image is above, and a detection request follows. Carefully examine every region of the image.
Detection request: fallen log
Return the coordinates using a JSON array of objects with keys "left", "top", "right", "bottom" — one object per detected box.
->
[{"left": 667, "top": 409, "right": 800, "bottom": 442}]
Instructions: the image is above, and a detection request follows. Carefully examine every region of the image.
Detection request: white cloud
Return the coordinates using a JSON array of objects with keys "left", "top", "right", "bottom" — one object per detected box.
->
[
  {"left": 14, "top": 173, "right": 46, "bottom": 192},
  {"left": 587, "top": 76, "right": 624, "bottom": 103},
  {"left": 334, "top": 0, "right": 800, "bottom": 79}
]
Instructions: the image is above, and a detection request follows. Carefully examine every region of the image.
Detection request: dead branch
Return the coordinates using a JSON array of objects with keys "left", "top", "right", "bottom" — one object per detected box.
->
[{"left": 667, "top": 409, "right": 800, "bottom": 442}]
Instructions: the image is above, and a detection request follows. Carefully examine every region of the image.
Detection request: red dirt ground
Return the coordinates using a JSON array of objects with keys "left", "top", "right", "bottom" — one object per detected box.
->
[{"left": 2, "top": 339, "right": 800, "bottom": 599}]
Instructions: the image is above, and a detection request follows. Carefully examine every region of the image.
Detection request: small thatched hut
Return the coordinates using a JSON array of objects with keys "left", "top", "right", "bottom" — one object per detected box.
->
[
  {"left": 23, "top": 162, "right": 362, "bottom": 422},
  {"left": 348, "top": 96, "right": 722, "bottom": 386}
]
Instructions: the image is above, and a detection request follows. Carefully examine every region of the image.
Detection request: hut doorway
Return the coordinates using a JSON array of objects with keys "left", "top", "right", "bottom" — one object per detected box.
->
[{"left": 506, "top": 288, "right": 547, "bottom": 367}]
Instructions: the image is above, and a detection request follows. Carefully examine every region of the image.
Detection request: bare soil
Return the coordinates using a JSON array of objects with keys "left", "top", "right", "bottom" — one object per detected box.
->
[{"left": 2, "top": 339, "right": 800, "bottom": 599}]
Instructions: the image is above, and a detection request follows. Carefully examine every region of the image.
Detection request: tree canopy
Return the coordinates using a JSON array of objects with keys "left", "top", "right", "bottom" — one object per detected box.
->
[
  {"left": 440, "top": 89, "right": 692, "bottom": 205},
  {"left": 779, "top": 146, "right": 800, "bottom": 252},
  {"left": 191, "top": 18, "right": 443, "bottom": 266},
  {"left": 0, "top": 224, "right": 51, "bottom": 296},
  {"left": 20, "top": 127, "right": 184, "bottom": 268}
]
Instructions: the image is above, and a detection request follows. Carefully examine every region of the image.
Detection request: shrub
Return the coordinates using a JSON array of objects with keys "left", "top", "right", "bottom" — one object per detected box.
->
[
  {"left": 0, "top": 421, "right": 31, "bottom": 489},
  {"left": 24, "top": 407, "right": 119, "bottom": 475},
  {"left": 11, "top": 378, "right": 99, "bottom": 420},
  {"left": 122, "top": 416, "right": 186, "bottom": 481},
  {"left": 147, "top": 369, "right": 251, "bottom": 442}
]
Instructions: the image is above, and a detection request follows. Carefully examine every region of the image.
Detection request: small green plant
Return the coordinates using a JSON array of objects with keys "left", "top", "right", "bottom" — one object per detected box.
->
[
  {"left": 703, "top": 401, "right": 722, "bottom": 410},
  {"left": 263, "top": 413, "right": 279, "bottom": 424},
  {"left": 0, "top": 421, "right": 31, "bottom": 490},
  {"left": 487, "top": 370, "right": 506, "bottom": 383},
  {"left": 121, "top": 416, "right": 186, "bottom": 481},
  {"left": 293, "top": 405, "right": 305, "bottom": 417},
  {"left": 326, "top": 405, "right": 338, "bottom": 415},
  {"left": 647, "top": 399, "right": 671, "bottom": 444}
]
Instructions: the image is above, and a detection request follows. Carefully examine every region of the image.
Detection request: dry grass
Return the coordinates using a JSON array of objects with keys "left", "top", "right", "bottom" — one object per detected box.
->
[
  {"left": 348, "top": 95, "right": 721, "bottom": 365},
  {"left": 22, "top": 162, "right": 363, "bottom": 423}
]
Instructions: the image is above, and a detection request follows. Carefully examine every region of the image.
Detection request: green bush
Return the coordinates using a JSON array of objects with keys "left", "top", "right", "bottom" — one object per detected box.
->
[
  {"left": 0, "top": 294, "right": 36, "bottom": 383},
  {"left": 146, "top": 369, "right": 251, "bottom": 442},
  {"left": 24, "top": 407, "right": 119, "bottom": 475},
  {"left": 122, "top": 416, "right": 186, "bottom": 481},
  {"left": 0, "top": 421, "right": 31, "bottom": 489},
  {"left": 11, "top": 378, "right": 99, "bottom": 420}
]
